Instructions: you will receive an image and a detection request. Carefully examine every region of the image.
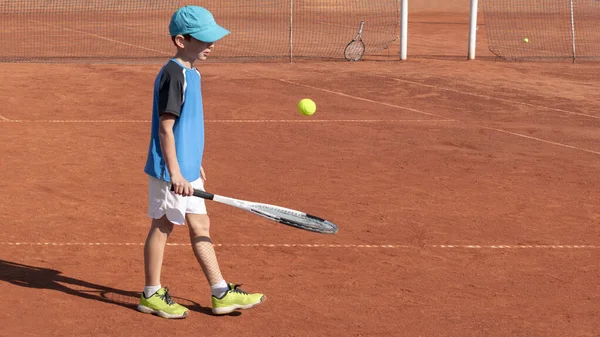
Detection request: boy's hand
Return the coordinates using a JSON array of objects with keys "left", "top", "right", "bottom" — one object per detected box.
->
[{"left": 171, "top": 174, "right": 193, "bottom": 196}]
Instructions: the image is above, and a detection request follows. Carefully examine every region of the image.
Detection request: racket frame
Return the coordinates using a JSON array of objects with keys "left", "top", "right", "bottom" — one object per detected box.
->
[
  {"left": 344, "top": 21, "right": 366, "bottom": 61},
  {"left": 190, "top": 189, "right": 338, "bottom": 234}
]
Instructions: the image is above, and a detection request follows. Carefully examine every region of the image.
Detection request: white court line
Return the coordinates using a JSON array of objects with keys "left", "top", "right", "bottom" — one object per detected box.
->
[
  {"left": 0, "top": 119, "right": 454, "bottom": 123},
  {"left": 251, "top": 72, "right": 600, "bottom": 155},
  {"left": 477, "top": 125, "right": 600, "bottom": 155},
  {"left": 0, "top": 114, "right": 9, "bottom": 121},
  {"left": 245, "top": 70, "right": 449, "bottom": 119},
  {"left": 372, "top": 74, "right": 600, "bottom": 120},
  {"left": 29, "top": 20, "right": 171, "bottom": 56},
  {"left": 1, "top": 242, "right": 599, "bottom": 249}
]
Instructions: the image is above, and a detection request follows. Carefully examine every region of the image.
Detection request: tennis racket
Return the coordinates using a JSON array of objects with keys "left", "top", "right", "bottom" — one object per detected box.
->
[
  {"left": 344, "top": 21, "right": 365, "bottom": 61},
  {"left": 173, "top": 186, "right": 338, "bottom": 234}
]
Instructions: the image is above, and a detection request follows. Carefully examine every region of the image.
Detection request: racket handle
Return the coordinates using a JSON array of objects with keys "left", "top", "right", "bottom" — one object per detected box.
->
[
  {"left": 193, "top": 189, "right": 214, "bottom": 200},
  {"left": 169, "top": 184, "right": 214, "bottom": 200}
]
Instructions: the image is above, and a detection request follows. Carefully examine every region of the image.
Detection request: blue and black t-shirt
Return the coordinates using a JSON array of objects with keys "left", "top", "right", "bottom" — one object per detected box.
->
[{"left": 144, "top": 58, "right": 204, "bottom": 182}]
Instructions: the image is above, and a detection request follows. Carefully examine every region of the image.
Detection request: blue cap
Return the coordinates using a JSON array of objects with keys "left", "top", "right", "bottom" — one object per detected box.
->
[{"left": 169, "top": 6, "right": 230, "bottom": 43}]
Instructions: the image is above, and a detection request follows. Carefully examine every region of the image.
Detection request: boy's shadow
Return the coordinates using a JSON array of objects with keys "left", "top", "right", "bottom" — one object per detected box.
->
[{"left": 0, "top": 259, "right": 240, "bottom": 316}]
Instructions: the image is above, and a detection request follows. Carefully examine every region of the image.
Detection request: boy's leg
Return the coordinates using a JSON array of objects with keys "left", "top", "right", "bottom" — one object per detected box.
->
[
  {"left": 144, "top": 216, "right": 174, "bottom": 287},
  {"left": 186, "top": 213, "right": 266, "bottom": 315},
  {"left": 185, "top": 214, "right": 227, "bottom": 289},
  {"left": 138, "top": 215, "right": 189, "bottom": 319}
]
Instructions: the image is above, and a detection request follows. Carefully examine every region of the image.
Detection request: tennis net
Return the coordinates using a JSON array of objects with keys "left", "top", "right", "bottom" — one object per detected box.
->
[
  {"left": 0, "top": 0, "right": 400, "bottom": 63},
  {"left": 481, "top": 0, "right": 600, "bottom": 61}
]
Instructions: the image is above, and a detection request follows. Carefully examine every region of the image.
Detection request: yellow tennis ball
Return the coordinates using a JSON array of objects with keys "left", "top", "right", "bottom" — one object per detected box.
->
[
  {"left": 298, "top": 98, "right": 316, "bottom": 116},
  {"left": 523, "top": 37, "right": 529, "bottom": 43}
]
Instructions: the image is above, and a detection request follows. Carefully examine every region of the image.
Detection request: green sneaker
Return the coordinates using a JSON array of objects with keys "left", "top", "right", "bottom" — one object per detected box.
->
[
  {"left": 137, "top": 287, "right": 189, "bottom": 319},
  {"left": 212, "top": 283, "right": 265, "bottom": 315}
]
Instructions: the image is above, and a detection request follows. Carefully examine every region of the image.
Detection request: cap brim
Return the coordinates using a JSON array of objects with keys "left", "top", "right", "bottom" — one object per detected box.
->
[{"left": 190, "top": 25, "right": 230, "bottom": 43}]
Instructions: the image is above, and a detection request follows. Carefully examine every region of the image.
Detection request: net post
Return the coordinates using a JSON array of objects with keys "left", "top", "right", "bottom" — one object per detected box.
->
[
  {"left": 289, "top": 0, "right": 293, "bottom": 63},
  {"left": 569, "top": 0, "right": 576, "bottom": 63},
  {"left": 400, "top": 0, "right": 408, "bottom": 60},
  {"left": 467, "top": 0, "right": 479, "bottom": 60}
]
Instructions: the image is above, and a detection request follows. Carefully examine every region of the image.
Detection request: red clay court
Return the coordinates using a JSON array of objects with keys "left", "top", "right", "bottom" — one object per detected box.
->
[{"left": 1, "top": 2, "right": 600, "bottom": 337}]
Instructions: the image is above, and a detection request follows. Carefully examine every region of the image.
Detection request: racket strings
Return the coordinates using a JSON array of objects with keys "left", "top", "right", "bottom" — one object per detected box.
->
[
  {"left": 256, "top": 205, "right": 337, "bottom": 233},
  {"left": 255, "top": 205, "right": 303, "bottom": 218},
  {"left": 345, "top": 41, "right": 365, "bottom": 61}
]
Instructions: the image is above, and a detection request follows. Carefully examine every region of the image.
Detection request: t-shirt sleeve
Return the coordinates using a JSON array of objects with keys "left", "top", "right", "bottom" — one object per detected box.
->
[{"left": 157, "top": 65, "right": 184, "bottom": 117}]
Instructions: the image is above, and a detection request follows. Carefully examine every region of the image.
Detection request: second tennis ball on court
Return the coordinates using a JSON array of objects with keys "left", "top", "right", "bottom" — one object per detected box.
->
[
  {"left": 523, "top": 37, "right": 529, "bottom": 43},
  {"left": 298, "top": 98, "right": 316, "bottom": 116}
]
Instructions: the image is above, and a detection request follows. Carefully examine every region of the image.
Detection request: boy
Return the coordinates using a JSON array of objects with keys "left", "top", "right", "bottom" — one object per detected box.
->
[{"left": 138, "top": 6, "right": 265, "bottom": 319}]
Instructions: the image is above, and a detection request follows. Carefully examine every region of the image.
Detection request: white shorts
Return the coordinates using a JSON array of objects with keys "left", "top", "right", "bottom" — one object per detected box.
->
[{"left": 147, "top": 176, "right": 207, "bottom": 225}]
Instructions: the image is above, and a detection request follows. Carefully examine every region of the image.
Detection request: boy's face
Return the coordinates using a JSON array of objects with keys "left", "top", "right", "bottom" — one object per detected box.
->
[{"left": 175, "top": 35, "right": 214, "bottom": 61}]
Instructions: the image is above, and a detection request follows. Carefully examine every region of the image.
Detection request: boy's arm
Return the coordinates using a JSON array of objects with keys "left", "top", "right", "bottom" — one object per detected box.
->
[
  {"left": 159, "top": 113, "right": 193, "bottom": 196},
  {"left": 156, "top": 62, "right": 192, "bottom": 196}
]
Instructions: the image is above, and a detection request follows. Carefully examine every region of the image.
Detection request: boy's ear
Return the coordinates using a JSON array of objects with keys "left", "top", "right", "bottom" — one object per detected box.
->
[{"left": 173, "top": 35, "right": 186, "bottom": 48}]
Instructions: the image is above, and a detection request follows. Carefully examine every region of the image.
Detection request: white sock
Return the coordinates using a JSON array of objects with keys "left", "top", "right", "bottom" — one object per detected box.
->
[
  {"left": 211, "top": 279, "right": 229, "bottom": 298},
  {"left": 144, "top": 285, "right": 162, "bottom": 298}
]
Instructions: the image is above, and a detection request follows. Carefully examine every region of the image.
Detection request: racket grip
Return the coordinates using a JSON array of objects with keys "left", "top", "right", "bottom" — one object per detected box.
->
[
  {"left": 169, "top": 184, "right": 215, "bottom": 200},
  {"left": 193, "top": 189, "right": 214, "bottom": 200}
]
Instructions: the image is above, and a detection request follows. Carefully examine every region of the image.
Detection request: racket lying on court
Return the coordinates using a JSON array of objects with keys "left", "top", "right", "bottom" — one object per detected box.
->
[
  {"left": 171, "top": 186, "right": 338, "bottom": 234},
  {"left": 344, "top": 21, "right": 365, "bottom": 61}
]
